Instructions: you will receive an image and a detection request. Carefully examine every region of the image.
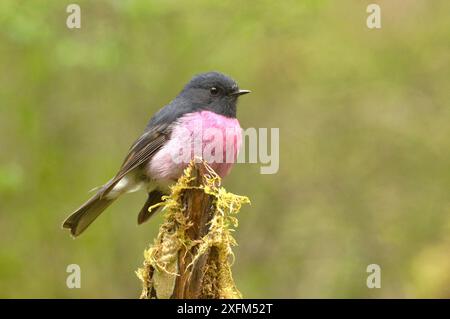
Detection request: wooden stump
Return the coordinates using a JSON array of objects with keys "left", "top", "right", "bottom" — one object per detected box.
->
[{"left": 137, "top": 160, "right": 249, "bottom": 299}]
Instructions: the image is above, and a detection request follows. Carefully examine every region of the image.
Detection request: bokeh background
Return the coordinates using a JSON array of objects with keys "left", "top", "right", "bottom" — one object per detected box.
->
[{"left": 1, "top": 0, "right": 450, "bottom": 298}]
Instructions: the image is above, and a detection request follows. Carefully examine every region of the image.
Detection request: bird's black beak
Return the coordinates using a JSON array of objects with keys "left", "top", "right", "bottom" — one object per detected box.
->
[{"left": 230, "top": 89, "right": 251, "bottom": 96}]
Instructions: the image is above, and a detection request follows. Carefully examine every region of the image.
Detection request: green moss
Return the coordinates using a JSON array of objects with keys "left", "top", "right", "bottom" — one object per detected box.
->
[{"left": 137, "top": 160, "right": 250, "bottom": 299}]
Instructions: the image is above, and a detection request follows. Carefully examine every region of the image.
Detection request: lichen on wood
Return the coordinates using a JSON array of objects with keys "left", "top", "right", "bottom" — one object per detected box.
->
[{"left": 136, "top": 159, "right": 249, "bottom": 299}]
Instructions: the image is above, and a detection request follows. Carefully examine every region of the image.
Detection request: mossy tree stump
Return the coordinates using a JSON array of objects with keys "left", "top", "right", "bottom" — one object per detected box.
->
[{"left": 137, "top": 160, "right": 249, "bottom": 299}]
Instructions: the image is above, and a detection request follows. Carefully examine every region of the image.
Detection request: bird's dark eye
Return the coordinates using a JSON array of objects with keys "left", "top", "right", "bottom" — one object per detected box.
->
[{"left": 210, "top": 87, "right": 219, "bottom": 96}]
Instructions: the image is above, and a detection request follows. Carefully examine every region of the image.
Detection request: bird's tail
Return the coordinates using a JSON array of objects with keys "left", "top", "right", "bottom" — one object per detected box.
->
[
  {"left": 62, "top": 191, "right": 117, "bottom": 237},
  {"left": 137, "top": 189, "right": 164, "bottom": 224}
]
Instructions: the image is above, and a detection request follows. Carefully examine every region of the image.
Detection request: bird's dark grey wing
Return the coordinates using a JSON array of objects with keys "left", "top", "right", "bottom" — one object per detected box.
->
[{"left": 99, "top": 123, "right": 172, "bottom": 197}]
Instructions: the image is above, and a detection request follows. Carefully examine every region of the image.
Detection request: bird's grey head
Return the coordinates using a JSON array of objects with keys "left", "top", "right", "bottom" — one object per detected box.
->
[{"left": 178, "top": 71, "right": 250, "bottom": 118}]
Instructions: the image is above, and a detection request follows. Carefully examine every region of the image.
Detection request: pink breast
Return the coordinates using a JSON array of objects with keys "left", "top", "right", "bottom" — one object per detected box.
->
[{"left": 148, "top": 111, "right": 242, "bottom": 181}]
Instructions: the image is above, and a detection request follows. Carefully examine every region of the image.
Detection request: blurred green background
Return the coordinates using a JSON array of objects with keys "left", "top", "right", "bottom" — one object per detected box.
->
[{"left": 1, "top": 0, "right": 450, "bottom": 298}]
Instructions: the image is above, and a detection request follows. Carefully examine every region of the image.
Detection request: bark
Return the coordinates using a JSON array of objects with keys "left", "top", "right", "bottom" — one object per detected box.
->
[{"left": 137, "top": 160, "right": 248, "bottom": 299}]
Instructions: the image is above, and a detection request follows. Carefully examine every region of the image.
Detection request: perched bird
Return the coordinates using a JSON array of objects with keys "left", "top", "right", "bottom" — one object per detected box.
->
[{"left": 62, "top": 72, "right": 250, "bottom": 237}]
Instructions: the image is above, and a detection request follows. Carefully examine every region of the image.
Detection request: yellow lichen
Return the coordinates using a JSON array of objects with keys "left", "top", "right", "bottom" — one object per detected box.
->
[{"left": 137, "top": 160, "right": 249, "bottom": 299}]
